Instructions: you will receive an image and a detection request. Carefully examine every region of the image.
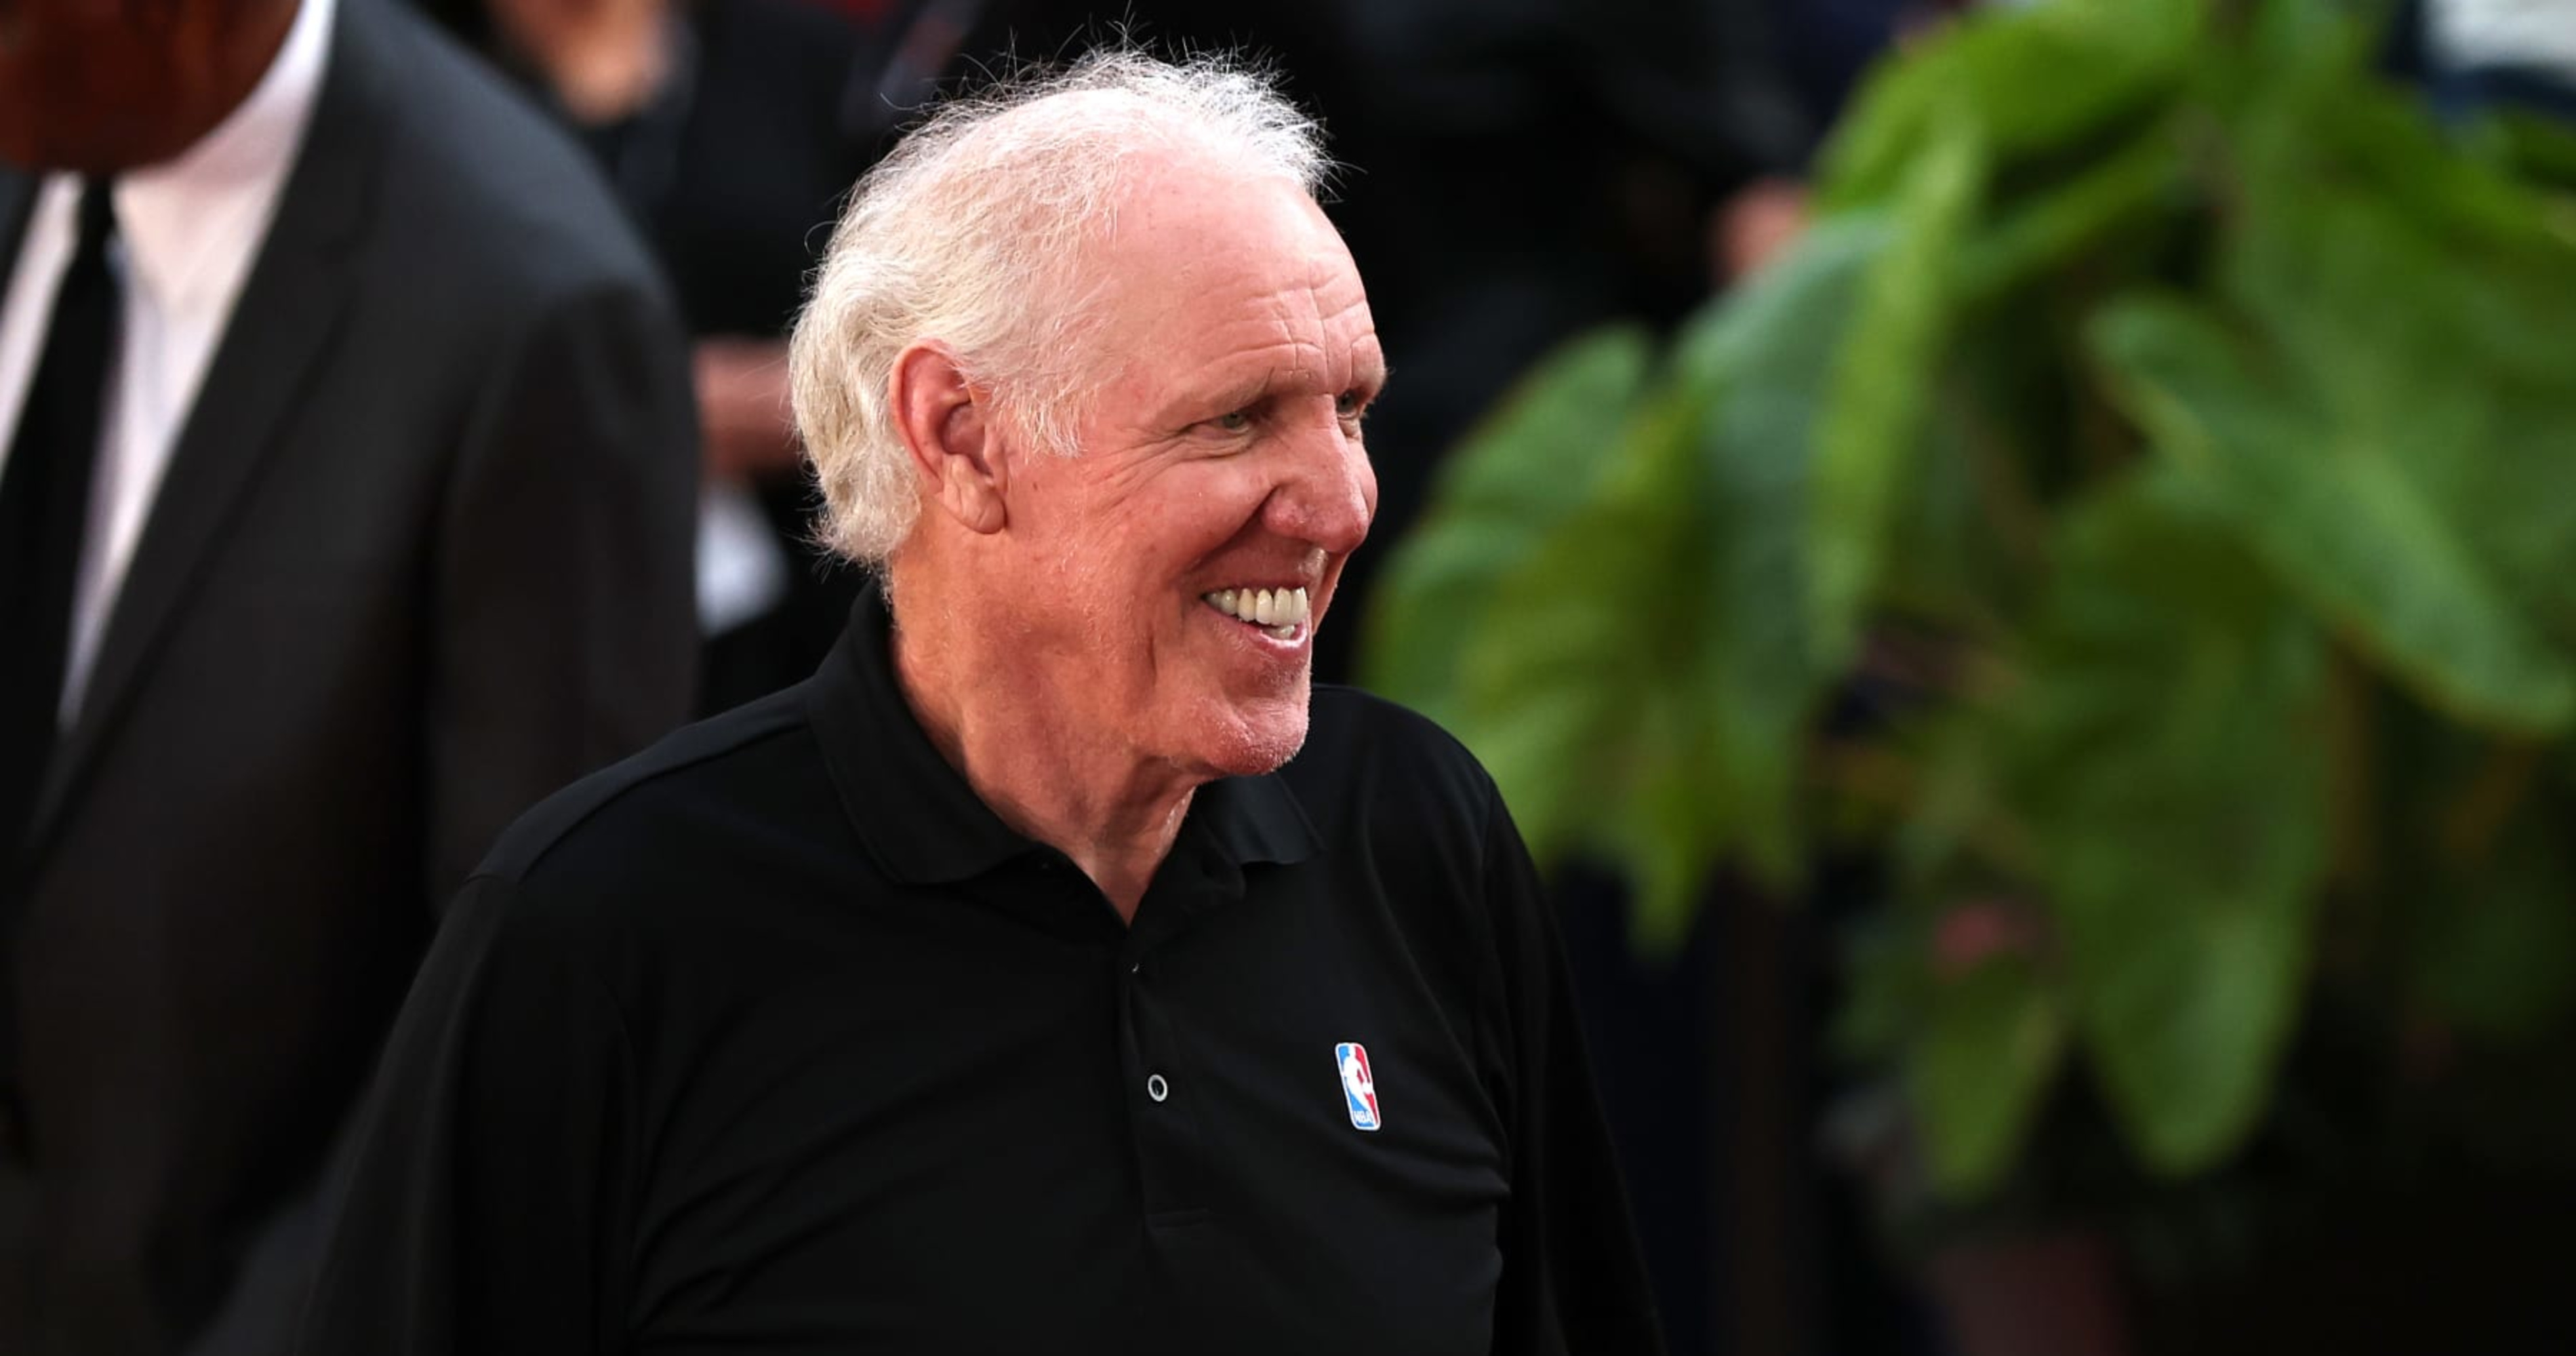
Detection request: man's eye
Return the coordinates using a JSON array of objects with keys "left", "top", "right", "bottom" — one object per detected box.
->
[
  {"left": 1212, "top": 410, "right": 1254, "bottom": 433},
  {"left": 1335, "top": 391, "right": 1367, "bottom": 418}
]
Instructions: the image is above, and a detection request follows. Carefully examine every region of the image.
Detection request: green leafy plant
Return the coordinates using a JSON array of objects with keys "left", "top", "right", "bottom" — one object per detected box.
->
[{"left": 1361, "top": 0, "right": 2576, "bottom": 1207}]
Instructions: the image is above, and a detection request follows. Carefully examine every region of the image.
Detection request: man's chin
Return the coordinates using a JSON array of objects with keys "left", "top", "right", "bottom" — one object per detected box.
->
[{"left": 1194, "top": 697, "right": 1312, "bottom": 779}]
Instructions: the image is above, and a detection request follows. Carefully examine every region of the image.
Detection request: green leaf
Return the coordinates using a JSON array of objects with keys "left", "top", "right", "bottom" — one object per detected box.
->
[
  {"left": 1675, "top": 216, "right": 1891, "bottom": 885},
  {"left": 1807, "top": 110, "right": 1984, "bottom": 675},
  {"left": 2223, "top": 104, "right": 2576, "bottom": 412},
  {"left": 1599, "top": 686, "right": 1732, "bottom": 956},
  {"left": 2090, "top": 296, "right": 2576, "bottom": 735},
  {"left": 1360, "top": 327, "right": 1655, "bottom": 726},
  {"left": 1818, "top": 0, "right": 2200, "bottom": 212},
  {"left": 2224, "top": 17, "right": 2576, "bottom": 262},
  {"left": 2215, "top": 141, "right": 2576, "bottom": 671},
  {"left": 1912, "top": 952, "right": 2070, "bottom": 1197},
  {"left": 1954, "top": 113, "right": 2187, "bottom": 304},
  {"left": 1449, "top": 378, "right": 1714, "bottom": 877},
  {"left": 2470, "top": 106, "right": 2576, "bottom": 195},
  {"left": 2003, "top": 469, "right": 2332, "bottom": 1175}
]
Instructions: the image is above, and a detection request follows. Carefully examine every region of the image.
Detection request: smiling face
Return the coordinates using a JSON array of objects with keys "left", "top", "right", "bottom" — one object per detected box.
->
[{"left": 980, "top": 158, "right": 1382, "bottom": 781}]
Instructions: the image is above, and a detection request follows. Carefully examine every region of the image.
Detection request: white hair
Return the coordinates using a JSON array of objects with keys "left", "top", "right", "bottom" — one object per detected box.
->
[{"left": 788, "top": 49, "right": 1331, "bottom": 565}]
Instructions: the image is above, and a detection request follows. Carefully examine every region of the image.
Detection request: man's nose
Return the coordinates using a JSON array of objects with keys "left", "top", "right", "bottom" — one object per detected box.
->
[{"left": 1268, "top": 418, "right": 1375, "bottom": 555}]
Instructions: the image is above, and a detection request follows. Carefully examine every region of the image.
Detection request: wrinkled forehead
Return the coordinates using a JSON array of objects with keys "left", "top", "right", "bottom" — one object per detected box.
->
[
  {"left": 1073, "top": 159, "right": 1376, "bottom": 380},
  {"left": 1104, "top": 150, "right": 1355, "bottom": 275}
]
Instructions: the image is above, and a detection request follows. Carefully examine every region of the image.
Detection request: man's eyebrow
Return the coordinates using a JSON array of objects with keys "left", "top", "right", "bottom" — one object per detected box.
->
[
  {"left": 1145, "top": 370, "right": 1271, "bottom": 426},
  {"left": 1213, "top": 369, "right": 1287, "bottom": 410},
  {"left": 1152, "top": 346, "right": 1386, "bottom": 422}
]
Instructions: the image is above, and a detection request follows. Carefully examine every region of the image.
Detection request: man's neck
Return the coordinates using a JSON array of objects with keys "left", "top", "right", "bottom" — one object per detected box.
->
[{"left": 887, "top": 579, "right": 1196, "bottom": 923}]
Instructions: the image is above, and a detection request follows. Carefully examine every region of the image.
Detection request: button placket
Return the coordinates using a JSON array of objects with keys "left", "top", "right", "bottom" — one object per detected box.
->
[
  {"left": 1127, "top": 949, "right": 1171, "bottom": 1107},
  {"left": 1116, "top": 934, "right": 1215, "bottom": 1225}
]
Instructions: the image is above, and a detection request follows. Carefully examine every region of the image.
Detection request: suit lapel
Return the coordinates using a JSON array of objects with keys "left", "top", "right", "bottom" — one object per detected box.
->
[{"left": 26, "top": 0, "right": 388, "bottom": 856}]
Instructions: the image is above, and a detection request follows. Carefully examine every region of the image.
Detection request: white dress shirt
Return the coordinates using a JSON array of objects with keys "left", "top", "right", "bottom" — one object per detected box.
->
[{"left": 0, "top": 0, "right": 335, "bottom": 723}]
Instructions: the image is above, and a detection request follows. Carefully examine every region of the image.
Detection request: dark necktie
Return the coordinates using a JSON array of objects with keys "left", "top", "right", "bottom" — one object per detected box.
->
[{"left": 0, "top": 180, "right": 119, "bottom": 866}]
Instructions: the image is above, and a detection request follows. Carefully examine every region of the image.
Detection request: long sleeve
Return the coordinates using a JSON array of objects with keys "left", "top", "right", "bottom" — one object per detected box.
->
[
  {"left": 426, "top": 277, "right": 698, "bottom": 900},
  {"left": 297, "top": 876, "right": 638, "bottom": 1355},
  {"left": 1483, "top": 795, "right": 1669, "bottom": 1356}
]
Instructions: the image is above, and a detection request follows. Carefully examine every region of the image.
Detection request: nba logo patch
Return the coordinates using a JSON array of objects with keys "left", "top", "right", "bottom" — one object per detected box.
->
[{"left": 1335, "top": 1041, "right": 1382, "bottom": 1132}]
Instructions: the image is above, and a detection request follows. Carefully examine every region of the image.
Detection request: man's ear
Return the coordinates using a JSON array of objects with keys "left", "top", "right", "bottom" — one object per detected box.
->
[{"left": 891, "top": 341, "right": 1007, "bottom": 536}]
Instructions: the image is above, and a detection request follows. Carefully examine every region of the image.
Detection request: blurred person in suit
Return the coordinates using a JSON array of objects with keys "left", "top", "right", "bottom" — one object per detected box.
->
[
  {"left": 0, "top": 0, "right": 699, "bottom": 1349},
  {"left": 473, "top": 0, "right": 879, "bottom": 712}
]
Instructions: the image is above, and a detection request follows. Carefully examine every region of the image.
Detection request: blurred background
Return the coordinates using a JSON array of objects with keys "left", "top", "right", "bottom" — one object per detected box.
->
[{"left": 39, "top": 0, "right": 2572, "bottom": 1348}]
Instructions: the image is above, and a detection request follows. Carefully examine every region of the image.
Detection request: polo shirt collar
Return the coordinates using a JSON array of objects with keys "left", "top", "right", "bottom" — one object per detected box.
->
[{"left": 807, "top": 587, "right": 1319, "bottom": 890}]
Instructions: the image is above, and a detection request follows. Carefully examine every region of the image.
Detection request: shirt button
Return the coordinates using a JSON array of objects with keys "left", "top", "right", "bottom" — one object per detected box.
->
[{"left": 1146, "top": 1073, "right": 1170, "bottom": 1103}]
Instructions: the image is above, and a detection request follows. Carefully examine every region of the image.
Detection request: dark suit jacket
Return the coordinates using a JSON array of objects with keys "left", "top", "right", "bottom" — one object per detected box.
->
[
  {"left": 0, "top": 0, "right": 700, "bottom": 1351},
  {"left": 542, "top": 0, "right": 872, "bottom": 713}
]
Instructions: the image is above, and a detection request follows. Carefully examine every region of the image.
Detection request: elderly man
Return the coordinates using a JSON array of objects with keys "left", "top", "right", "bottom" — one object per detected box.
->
[{"left": 300, "top": 52, "right": 1664, "bottom": 1356}]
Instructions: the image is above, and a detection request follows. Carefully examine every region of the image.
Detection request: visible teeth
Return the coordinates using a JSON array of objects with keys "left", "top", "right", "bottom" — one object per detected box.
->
[{"left": 1201, "top": 585, "right": 1313, "bottom": 631}]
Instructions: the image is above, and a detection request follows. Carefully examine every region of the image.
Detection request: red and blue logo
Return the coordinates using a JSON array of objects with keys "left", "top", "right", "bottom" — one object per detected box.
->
[{"left": 1335, "top": 1041, "right": 1381, "bottom": 1132}]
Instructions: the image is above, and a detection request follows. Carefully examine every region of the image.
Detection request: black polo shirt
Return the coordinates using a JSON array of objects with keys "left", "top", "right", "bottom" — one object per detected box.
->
[{"left": 299, "top": 597, "right": 1664, "bottom": 1356}]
